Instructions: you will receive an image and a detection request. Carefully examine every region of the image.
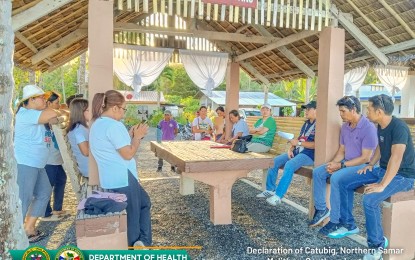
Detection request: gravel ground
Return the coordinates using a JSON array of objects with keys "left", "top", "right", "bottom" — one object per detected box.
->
[{"left": 32, "top": 127, "right": 370, "bottom": 260}]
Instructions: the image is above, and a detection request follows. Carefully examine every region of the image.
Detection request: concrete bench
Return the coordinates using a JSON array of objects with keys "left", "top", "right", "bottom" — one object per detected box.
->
[
  {"left": 52, "top": 124, "right": 128, "bottom": 249},
  {"left": 246, "top": 116, "right": 415, "bottom": 260}
]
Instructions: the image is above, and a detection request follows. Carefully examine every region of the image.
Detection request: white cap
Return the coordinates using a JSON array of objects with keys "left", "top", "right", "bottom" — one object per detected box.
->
[
  {"left": 21, "top": 85, "right": 45, "bottom": 101},
  {"left": 261, "top": 103, "right": 272, "bottom": 109}
]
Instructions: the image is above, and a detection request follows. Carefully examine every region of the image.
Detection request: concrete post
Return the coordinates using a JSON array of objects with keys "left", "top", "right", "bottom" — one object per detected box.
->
[
  {"left": 401, "top": 72, "right": 415, "bottom": 118},
  {"left": 87, "top": 0, "right": 114, "bottom": 186},
  {"left": 315, "top": 27, "right": 345, "bottom": 166},
  {"left": 225, "top": 62, "right": 240, "bottom": 139}
]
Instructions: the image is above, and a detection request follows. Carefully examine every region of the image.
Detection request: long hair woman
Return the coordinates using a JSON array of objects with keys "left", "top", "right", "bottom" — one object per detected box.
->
[
  {"left": 42, "top": 91, "right": 68, "bottom": 221},
  {"left": 90, "top": 90, "right": 151, "bottom": 247},
  {"left": 67, "top": 98, "right": 90, "bottom": 177}
]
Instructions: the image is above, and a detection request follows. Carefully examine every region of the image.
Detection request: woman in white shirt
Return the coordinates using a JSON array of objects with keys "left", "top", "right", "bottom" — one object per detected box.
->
[
  {"left": 192, "top": 106, "right": 213, "bottom": 141},
  {"left": 67, "top": 98, "right": 90, "bottom": 177},
  {"left": 90, "top": 90, "right": 151, "bottom": 247},
  {"left": 14, "top": 85, "right": 63, "bottom": 243}
]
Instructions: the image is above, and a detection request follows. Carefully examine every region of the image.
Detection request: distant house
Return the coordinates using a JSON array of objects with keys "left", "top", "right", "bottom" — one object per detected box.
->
[
  {"left": 358, "top": 84, "right": 402, "bottom": 117},
  {"left": 199, "top": 90, "right": 296, "bottom": 116},
  {"left": 117, "top": 90, "right": 168, "bottom": 117}
]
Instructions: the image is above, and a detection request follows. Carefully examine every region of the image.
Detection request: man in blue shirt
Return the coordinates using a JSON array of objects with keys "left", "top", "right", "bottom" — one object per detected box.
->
[{"left": 257, "top": 101, "right": 317, "bottom": 206}]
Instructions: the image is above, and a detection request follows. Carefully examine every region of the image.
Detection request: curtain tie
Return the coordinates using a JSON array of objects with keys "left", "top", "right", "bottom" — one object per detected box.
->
[{"left": 206, "top": 77, "right": 215, "bottom": 96}]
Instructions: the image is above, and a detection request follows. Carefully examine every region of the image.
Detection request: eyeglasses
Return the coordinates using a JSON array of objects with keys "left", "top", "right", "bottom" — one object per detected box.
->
[
  {"left": 118, "top": 106, "right": 127, "bottom": 112},
  {"left": 344, "top": 96, "right": 356, "bottom": 107}
]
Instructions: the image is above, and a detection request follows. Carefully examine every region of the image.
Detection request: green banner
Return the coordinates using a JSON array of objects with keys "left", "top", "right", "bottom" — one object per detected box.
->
[{"left": 10, "top": 246, "right": 190, "bottom": 260}]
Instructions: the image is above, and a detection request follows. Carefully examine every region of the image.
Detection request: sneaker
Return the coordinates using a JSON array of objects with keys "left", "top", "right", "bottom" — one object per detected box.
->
[
  {"left": 156, "top": 167, "right": 162, "bottom": 172},
  {"left": 133, "top": 240, "right": 148, "bottom": 250},
  {"left": 39, "top": 214, "right": 62, "bottom": 222},
  {"left": 256, "top": 190, "right": 274, "bottom": 198},
  {"left": 318, "top": 221, "right": 340, "bottom": 237},
  {"left": 308, "top": 207, "right": 330, "bottom": 227},
  {"left": 363, "top": 237, "right": 389, "bottom": 260},
  {"left": 328, "top": 224, "right": 360, "bottom": 239},
  {"left": 266, "top": 195, "right": 282, "bottom": 206},
  {"left": 170, "top": 166, "right": 176, "bottom": 172}
]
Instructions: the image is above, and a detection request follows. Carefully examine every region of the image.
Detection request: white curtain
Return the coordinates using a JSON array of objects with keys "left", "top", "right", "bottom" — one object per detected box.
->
[
  {"left": 343, "top": 66, "right": 368, "bottom": 96},
  {"left": 374, "top": 65, "right": 409, "bottom": 98},
  {"left": 113, "top": 44, "right": 174, "bottom": 98},
  {"left": 179, "top": 50, "right": 228, "bottom": 96}
]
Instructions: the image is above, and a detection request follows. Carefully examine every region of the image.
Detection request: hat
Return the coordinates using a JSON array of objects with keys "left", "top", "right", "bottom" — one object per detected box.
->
[
  {"left": 301, "top": 101, "right": 317, "bottom": 109},
  {"left": 21, "top": 85, "right": 45, "bottom": 101},
  {"left": 261, "top": 103, "right": 272, "bottom": 109},
  {"left": 164, "top": 110, "right": 172, "bottom": 115}
]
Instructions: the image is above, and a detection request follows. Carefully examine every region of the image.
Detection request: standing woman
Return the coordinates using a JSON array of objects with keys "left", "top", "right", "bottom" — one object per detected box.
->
[
  {"left": 67, "top": 98, "right": 90, "bottom": 177},
  {"left": 90, "top": 90, "right": 151, "bottom": 247},
  {"left": 42, "top": 91, "right": 68, "bottom": 221},
  {"left": 14, "top": 85, "right": 63, "bottom": 243}
]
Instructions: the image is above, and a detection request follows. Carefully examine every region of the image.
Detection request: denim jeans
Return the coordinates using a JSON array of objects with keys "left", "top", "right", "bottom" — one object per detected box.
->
[
  {"left": 337, "top": 167, "right": 414, "bottom": 248},
  {"left": 45, "top": 164, "right": 67, "bottom": 217},
  {"left": 112, "top": 171, "right": 152, "bottom": 246},
  {"left": 266, "top": 153, "right": 314, "bottom": 198},
  {"left": 313, "top": 163, "right": 367, "bottom": 224}
]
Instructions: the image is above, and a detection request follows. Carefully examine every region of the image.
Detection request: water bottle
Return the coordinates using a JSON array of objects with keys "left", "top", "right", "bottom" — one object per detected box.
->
[{"left": 156, "top": 125, "right": 162, "bottom": 143}]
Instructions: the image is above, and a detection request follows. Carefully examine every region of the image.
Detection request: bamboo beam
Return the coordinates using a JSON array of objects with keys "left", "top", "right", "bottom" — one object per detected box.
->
[
  {"left": 15, "top": 32, "right": 53, "bottom": 66},
  {"left": 235, "top": 29, "right": 318, "bottom": 62},
  {"left": 31, "top": 29, "right": 88, "bottom": 64},
  {"left": 12, "top": 0, "right": 74, "bottom": 32},
  {"left": 114, "top": 22, "right": 281, "bottom": 44},
  {"left": 378, "top": 0, "right": 415, "bottom": 38}
]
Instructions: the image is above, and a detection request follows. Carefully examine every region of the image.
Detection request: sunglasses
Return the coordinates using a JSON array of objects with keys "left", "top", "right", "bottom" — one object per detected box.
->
[
  {"left": 377, "top": 95, "right": 385, "bottom": 111},
  {"left": 343, "top": 96, "right": 356, "bottom": 107},
  {"left": 118, "top": 106, "right": 127, "bottom": 112}
]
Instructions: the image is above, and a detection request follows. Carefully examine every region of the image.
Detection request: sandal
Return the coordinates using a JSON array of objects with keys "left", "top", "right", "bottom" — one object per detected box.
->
[{"left": 28, "top": 230, "right": 47, "bottom": 243}]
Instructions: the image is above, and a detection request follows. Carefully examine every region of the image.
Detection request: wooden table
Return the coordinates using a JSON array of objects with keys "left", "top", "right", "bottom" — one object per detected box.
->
[{"left": 150, "top": 141, "right": 274, "bottom": 225}]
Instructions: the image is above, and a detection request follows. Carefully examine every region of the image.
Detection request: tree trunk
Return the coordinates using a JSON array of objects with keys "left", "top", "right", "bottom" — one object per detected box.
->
[
  {"left": 78, "top": 53, "right": 87, "bottom": 96},
  {"left": 29, "top": 70, "right": 36, "bottom": 84},
  {"left": 306, "top": 78, "right": 311, "bottom": 103},
  {"left": 0, "top": 1, "right": 30, "bottom": 257}
]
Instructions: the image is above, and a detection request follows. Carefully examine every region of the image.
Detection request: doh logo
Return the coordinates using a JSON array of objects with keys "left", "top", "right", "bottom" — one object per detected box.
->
[
  {"left": 22, "top": 247, "right": 50, "bottom": 260},
  {"left": 55, "top": 246, "right": 84, "bottom": 260}
]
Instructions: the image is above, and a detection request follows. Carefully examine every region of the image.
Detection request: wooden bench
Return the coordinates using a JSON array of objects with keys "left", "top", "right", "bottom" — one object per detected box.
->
[
  {"left": 246, "top": 116, "right": 415, "bottom": 259},
  {"left": 52, "top": 124, "right": 128, "bottom": 249}
]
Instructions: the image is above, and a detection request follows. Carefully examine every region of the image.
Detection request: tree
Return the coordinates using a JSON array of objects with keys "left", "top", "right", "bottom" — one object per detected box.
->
[{"left": 0, "top": 1, "right": 29, "bottom": 257}]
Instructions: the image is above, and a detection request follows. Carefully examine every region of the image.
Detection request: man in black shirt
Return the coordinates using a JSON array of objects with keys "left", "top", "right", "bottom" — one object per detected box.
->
[{"left": 336, "top": 94, "right": 414, "bottom": 260}]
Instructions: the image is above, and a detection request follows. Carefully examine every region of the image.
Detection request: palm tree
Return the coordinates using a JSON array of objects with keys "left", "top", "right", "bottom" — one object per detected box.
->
[{"left": 294, "top": 78, "right": 317, "bottom": 103}]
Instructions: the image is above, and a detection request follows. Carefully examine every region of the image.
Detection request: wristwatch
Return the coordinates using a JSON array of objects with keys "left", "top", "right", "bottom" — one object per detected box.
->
[
  {"left": 298, "top": 141, "right": 302, "bottom": 146},
  {"left": 341, "top": 161, "right": 346, "bottom": 169}
]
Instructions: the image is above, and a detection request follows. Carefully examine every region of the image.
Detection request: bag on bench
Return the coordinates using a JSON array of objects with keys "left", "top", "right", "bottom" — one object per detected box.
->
[{"left": 231, "top": 139, "right": 248, "bottom": 153}]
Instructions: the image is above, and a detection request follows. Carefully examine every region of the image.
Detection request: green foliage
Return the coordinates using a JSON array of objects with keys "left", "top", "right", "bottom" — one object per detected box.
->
[
  {"left": 148, "top": 110, "right": 164, "bottom": 127},
  {"left": 123, "top": 104, "right": 141, "bottom": 128},
  {"left": 282, "top": 106, "right": 294, "bottom": 117},
  {"left": 181, "top": 96, "right": 200, "bottom": 113},
  {"left": 363, "top": 68, "right": 379, "bottom": 85},
  {"left": 165, "top": 95, "right": 182, "bottom": 104}
]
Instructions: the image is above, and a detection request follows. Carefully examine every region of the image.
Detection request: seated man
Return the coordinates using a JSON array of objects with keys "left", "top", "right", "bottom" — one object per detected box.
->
[
  {"left": 338, "top": 95, "right": 414, "bottom": 260},
  {"left": 247, "top": 104, "right": 276, "bottom": 153},
  {"left": 257, "top": 101, "right": 317, "bottom": 206},
  {"left": 309, "top": 96, "right": 378, "bottom": 238}
]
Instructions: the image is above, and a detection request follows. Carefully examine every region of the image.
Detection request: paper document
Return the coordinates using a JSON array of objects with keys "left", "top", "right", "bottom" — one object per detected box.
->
[{"left": 277, "top": 131, "right": 295, "bottom": 140}]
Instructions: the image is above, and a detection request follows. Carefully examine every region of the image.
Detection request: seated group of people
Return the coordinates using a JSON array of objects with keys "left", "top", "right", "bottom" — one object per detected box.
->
[{"left": 255, "top": 95, "right": 414, "bottom": 260}]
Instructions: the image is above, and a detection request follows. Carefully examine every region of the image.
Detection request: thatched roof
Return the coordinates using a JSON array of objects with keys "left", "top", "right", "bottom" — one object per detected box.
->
[{"left": 12, "top": 0, "right": 415, "bottom": 82}]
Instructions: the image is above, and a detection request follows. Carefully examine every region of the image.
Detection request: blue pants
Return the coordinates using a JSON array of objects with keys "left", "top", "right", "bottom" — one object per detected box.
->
[
  {"left": 313, "top": 163, "right": 367, "bottom": 224},
  {"left": 45, "top": 164, "right": 67, "bottom": 217},
  {"left": 337, "top": 167, "right": 414, "bottom": 248},
  {"left": 112, "top": 171, "right": 152, "bottom": 247},
  {"left": 17, "top": 164, "right": 52, "bottom": 219},
  {"left": 266, "top": 153, "right": 314, "bottom": 198}
]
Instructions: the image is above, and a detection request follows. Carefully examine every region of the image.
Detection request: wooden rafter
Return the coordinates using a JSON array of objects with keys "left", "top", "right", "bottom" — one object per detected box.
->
[
  {"left": 15, "top": 32, "right": 53, "bottom": 66},
  {"left": 31, "top": 29, "right": 87, "bottom": 64},
  {"left": 235, "top": 30, "right": 318, "bottom": 62},
  {"left": 114, "top": 22, "right": 281, "bottom": 45},
  {"left": 330, "top": 5, "right": 388, "bottom": 65},
  {"left": 12, "top": 0, "right": 74, "bottom": 32},
  {"left": 378, "top": 0, "right": 415, "bottom": 39}
]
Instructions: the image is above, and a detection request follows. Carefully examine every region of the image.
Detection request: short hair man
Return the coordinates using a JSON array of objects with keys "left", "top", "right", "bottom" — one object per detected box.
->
[
  {"left": 257, "top": 101, "right": 317, "bottom": 206},
  {"left": 309, "top": 96, "right": 378, "bottom": 238},
  {"left": 337, "top": 94, "right": 415, "bottom": 260},
  {"left": 157, "top": 110, "right": 178, "bottom": 172}
]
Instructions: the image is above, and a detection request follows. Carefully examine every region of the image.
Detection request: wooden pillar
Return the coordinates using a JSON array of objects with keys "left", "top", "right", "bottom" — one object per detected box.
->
[
  {"left": 401, "top": 72, "right": 415, "bottom": 118},
  {"left": 225, "top": 62, "right": 239, "bottom": 139},
  {"left": 88, "top": 0, "right": 114, "bottom": 186},
  {"left": 315, "top": 27, "right": 344, "bottom": 166}
]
